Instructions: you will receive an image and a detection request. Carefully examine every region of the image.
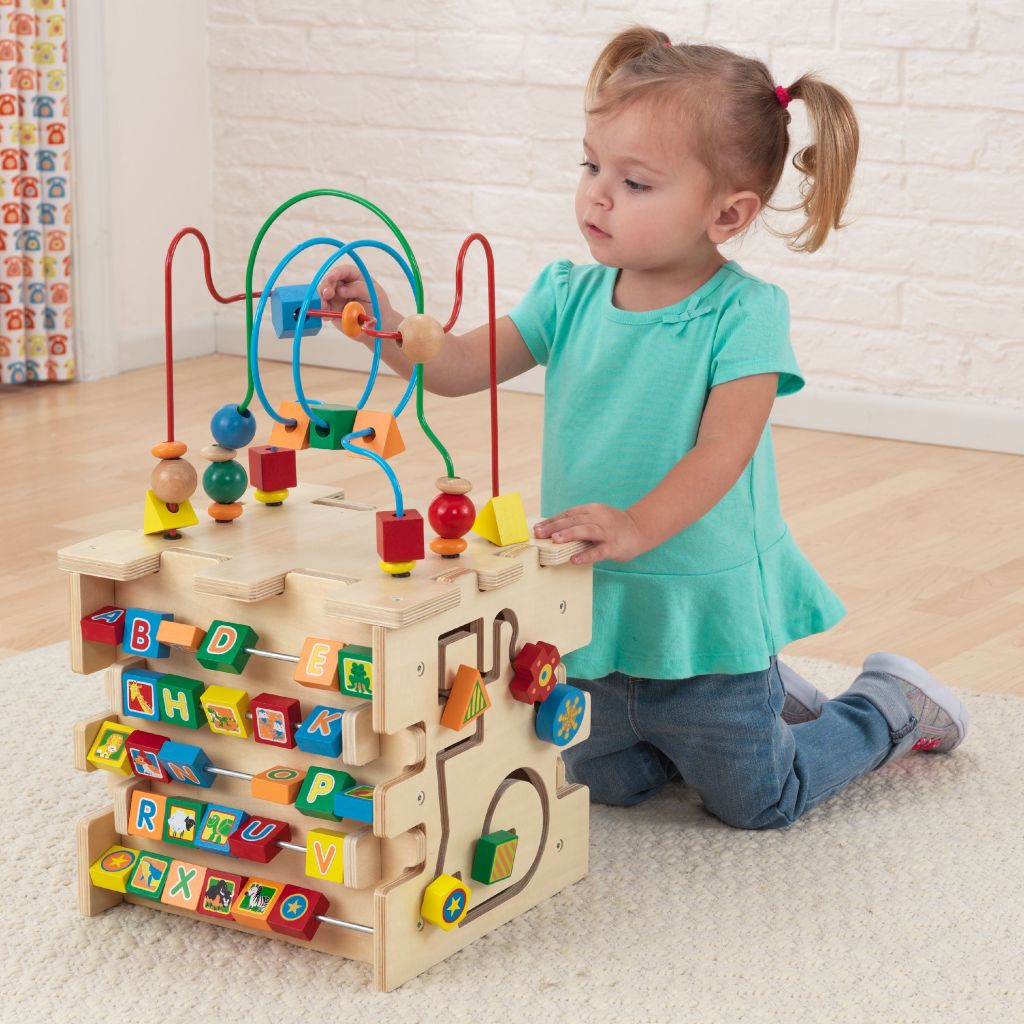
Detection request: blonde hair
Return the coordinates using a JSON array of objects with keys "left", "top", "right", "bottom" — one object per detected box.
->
[{"left": 585, "top": 26, "right": 860, "bottom": 253}]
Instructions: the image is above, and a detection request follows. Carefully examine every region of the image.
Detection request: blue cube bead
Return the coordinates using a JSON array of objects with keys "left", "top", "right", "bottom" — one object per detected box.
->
[
  {"left": 295, "top": 706, "right": 345, "bottom": 758},
  {"left": 271, "top": 284, "right": 323, "bottom": 340},
  {"left": 158, "top": 741, "right": 215, "bottom": 787}
]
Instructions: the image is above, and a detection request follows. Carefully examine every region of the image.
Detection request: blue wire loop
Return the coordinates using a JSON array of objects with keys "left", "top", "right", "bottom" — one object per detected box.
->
[{"left": 249, "top": 236, "right": 420, "bottom": 517}]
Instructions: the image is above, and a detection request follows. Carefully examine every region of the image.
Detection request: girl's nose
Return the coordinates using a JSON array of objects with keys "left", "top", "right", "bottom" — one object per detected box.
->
[{"left": 587, "top": 177, "right": 611, "bottom": 207}]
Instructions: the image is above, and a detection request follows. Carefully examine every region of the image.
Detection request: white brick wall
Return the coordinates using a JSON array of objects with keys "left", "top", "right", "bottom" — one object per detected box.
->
[{"left": 206, "top": 0, "right": 1024, "bottom": 441}]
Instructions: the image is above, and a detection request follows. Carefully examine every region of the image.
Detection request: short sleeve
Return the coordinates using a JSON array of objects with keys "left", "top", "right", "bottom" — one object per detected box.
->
[
  {"left": 507, "top": 259, "right": 573, "bottom": 367},
  {"left": 709, "top": 282, "right": 804, "bottom": 396}
]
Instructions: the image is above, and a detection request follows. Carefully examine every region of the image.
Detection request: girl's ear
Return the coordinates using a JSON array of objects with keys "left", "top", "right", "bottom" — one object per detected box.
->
[{"left": 708, "top": 191, "right": 761, "bottom": 244}]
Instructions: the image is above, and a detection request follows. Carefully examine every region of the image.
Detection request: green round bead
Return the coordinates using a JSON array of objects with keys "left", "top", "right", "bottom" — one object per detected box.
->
[{"left": 203, "top": 459, "right": 248, "bottom": 504}]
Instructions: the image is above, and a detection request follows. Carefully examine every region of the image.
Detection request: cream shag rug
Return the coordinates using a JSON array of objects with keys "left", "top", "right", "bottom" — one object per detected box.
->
[{"left": 2, "top": 644, "right": 1021, "bottom": 1024}]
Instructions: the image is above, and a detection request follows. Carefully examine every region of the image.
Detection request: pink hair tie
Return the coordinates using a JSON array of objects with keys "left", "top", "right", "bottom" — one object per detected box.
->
[
  {"left": 662, "top": 40, "right": 673, "bottom": 47},
  {"left": 775, "top": 85, "right": 792, "bottom": 108}
]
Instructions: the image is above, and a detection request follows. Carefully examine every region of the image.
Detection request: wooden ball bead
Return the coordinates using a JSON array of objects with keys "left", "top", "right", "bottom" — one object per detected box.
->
[
  {"left": 397, "top": 314, "right": 444, "bottom": 363},
  {"left": 151, "top": 440, "right": 187, "bottom": 459},
  {"left": 150, "top": 458, "right": 198, "bottom": 504}
]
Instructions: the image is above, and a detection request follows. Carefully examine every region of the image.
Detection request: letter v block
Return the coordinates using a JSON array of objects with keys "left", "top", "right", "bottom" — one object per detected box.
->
[{"left": 305, "top": 827, "right": 347, "bottom": 883}]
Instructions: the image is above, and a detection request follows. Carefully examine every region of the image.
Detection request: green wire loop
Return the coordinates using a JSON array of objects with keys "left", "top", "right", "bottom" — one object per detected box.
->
[{"left": 236, "top": 188, "right": 454, "bottom": 477}]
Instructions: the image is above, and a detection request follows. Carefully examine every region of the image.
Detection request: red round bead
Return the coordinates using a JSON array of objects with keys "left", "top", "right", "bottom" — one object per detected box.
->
[{"left": 428, "top": 491, "right": 476, "bottom": 539}]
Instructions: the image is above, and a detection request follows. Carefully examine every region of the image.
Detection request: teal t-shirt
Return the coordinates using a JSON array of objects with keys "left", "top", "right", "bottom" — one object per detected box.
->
[{"left": 509, "top": 259, "right": 846, "bottom": 680}]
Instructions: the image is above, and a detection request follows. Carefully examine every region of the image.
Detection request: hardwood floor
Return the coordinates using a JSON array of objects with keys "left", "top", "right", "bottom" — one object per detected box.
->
[{"left": 3, "top": 354, "right": 1021, "bottom": 695}]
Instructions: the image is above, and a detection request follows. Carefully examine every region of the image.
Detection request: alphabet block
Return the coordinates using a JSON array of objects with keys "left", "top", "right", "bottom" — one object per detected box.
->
[
  {"left": 89, "top": 846, "right": 138, "bottom": 893},
  {"left": 126, "top": 729, "right": 171, "bottom": 782},
  {"left": 195, "top": 804, "right": 247, "bottom": 855},
  {"left": 228, "top": 816, "right": 291, "bottom": 863},
  {"left": 200, "top": 684, "right": 252, "bottom": 739},
  {"left": 121, "top": 607, "right": 173, "bottom": 659},
  {"left": 122, "top": 667, "right": 163, "bottom": 722},
  {"left": 157, "top": 674, "right": 206, "bottom": 729},
  {"left": 251, "top": 692, "right": 301, "bottom": 748},
  {"left": 251, "top": 765, "right": 306, "bottom": 805},
  {"left": 125, "top": 851, "right": 174, "bottom": 901},
  {"left": 162, "top": 796, "right": 206, "bottom": 846},
  {"left": 294, "top": 636, "right": 343, "bottom": 690},
  {"left": 232, "top": 877, "right": 283, "bottom": 931},
  {"left": 196, "top": 619, "right": 258, "bottom": 675},
  {"left": 86, "top": 720, "right": 134, "bottom": 775},
  {"left": 295, "top": 767, "right": 355, "bottom": 821},
  {"left": 295, "top": 705, "right": 345, "bottom": 758},
  {"left": 80, "top": 605, "right": 125, "bottom": 645},
  {"left": 198, "top": 869, "right": 245, "bottom": 920},
  {"left": 127, "top": 789, "right": 168, "bottom": 841},
  {"left": 334, "top": 784, "right": 374, "bottom": 824},
  {"left": 305, "top": 827, "right": 347, "bottom": 884},
  {"left": 339, "top": 644, "right": 373, "bottom": 700},
  {"left": 268, "top": 884, "right": 329, "bottom": 941},
  {"left": 158, "top": 741, "right": 214, "bottom": 787},
  {"left": 156, "top": 619, "right": 207, "bottom": 652},
  {"left": 161, "top": 860, "right": 206, "bottom": 911}
]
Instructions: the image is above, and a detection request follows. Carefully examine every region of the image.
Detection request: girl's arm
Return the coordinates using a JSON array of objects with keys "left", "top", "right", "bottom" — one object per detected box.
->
[
  {"left": 534, "top": 373, "right": 779, "bottom": 564},
  {"left": 319, "top": 264, "right": 537, "bottom": 398}
]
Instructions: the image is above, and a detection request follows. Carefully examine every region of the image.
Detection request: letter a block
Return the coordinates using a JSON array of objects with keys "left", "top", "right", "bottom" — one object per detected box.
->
[
  {"left": 196, "top": 619, "right": 258, "bottom": 675},
  {"left": 80, "top": 605, "right": 125, "bottom": 645}
]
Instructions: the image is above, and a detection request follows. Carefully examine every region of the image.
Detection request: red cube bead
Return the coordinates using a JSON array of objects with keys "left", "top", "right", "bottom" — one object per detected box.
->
[
  {"left": 376, "top": 509, "right": 425, "bottom": 563},
  {"left": 227, "top": 816, "right": 291, "bottom": 864},
  {"left": 248, "top": 445, "right": 297, "bottom": 492},
  {"left": 268, "top": 884, "right": 330, "bottom": 941},
  {"left": 250, "top": 692, "right": 302, "bottom": 749}
]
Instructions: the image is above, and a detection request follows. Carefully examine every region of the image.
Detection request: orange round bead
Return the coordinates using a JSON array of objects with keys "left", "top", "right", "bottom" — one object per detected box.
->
[
  {"left": 150, "top": 458, "right": 198, "bottom": 504},
  {"left": 397, "top": 314, "right": 444, "bottom": 363},
  {"left": 208, "top": 501, "right": 243, "bottom": 522},
  {"left": 430, "top": 537, "right": 468, "bottom": 557},
  {"left": 151, "top": 440, "right": 187, "bottom": 459},
  {"left": 341, "top": 300, "right": 367, "bottom": 339}
]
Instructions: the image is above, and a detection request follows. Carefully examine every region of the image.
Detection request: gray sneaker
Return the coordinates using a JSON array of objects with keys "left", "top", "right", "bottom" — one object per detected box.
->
[
  {"left": 863, "top": 652, "right": 969, "bottom": 753},
  {"left": 778, "top": 660, "right": 828, "bottom": 725}
]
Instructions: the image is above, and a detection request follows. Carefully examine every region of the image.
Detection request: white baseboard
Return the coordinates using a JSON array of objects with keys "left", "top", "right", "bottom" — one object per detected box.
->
[
  {"left": 119, "top": 318, "right": 216, "bottom": 374},
  {"left": 215, "top": 319, "right": 1023, "bottom": 455}
]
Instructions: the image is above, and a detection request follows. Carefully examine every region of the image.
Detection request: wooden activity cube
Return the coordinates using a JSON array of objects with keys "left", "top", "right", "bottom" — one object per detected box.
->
[{"left": 61, "top": 484, "right": 593, "bottom": 991}]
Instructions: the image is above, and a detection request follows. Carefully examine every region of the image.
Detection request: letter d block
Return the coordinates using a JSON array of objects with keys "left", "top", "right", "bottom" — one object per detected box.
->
[{"left": 196, "top": 620, "right": 258, "bottom": 675}]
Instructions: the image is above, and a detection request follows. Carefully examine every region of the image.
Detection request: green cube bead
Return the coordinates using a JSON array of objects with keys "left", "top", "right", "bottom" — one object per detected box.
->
[
  {"left": 196, "top": 620, "right": 259, "bottom": 675},
  {"left": 157, "top": 674, "right": 207, "bottom": 729},
  {"left": 309, "top": 404, "right": 358, "bottom": 450},
  {"left": 295, "top": 767, "right": 356, "bottom": 821},
  {"left": 340, "top": 644, "right": 373, "bottom": 700},
  {"left": 471, "top": 829, "right": 518, "bottom": 885},
  {"left": 162, "top": 797, "right": 207, "bottom": 846}
]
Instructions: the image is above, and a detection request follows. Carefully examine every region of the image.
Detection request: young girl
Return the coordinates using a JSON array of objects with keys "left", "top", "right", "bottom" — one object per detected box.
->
[{"left": 320, "top": 26, "right": 969, "bottom": 829}]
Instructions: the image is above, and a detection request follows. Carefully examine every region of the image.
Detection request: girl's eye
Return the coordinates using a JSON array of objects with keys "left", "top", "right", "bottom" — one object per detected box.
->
[
  {"left": 624, "top": 179, "right": 650, "bottom": 193},
  {"left": 579, "top": 160, "right": 597, "bottom": 173}
]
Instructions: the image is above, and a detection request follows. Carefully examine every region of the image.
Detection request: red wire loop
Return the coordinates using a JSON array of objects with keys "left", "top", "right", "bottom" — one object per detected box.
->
[
  {"left": 444, "top": 233, "right": 498, "bottom": 497},
  {"left": 163, "top": 227, "right": 261, "bottom": 443}
]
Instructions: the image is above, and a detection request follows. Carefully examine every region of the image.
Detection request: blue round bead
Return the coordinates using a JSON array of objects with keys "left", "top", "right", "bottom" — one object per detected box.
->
[
  {"left": 535, "top": 684, "right": 586, "bottom": 746},
  {"left": 210, "top": 404, "right": 257, "bottom": 449}
]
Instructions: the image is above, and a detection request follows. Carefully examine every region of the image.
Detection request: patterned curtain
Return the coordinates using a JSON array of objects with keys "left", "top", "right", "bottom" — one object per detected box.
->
[{"left": 0, "top": 0, "right": 73, "bottom": 384}]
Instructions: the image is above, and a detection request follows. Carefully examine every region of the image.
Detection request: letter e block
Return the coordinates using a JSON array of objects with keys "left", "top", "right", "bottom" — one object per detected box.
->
[{"left": 294, "top": 636, "right": 342, "bottom": 690}]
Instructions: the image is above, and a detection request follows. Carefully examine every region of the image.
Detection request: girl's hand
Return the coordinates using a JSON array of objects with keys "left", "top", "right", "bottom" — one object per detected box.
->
[
  {"left": 318, "top": 263, "right": 400, "bottom": 335},
  {"left": 533, "top": 503, "right": 645, "bottom": 565}
]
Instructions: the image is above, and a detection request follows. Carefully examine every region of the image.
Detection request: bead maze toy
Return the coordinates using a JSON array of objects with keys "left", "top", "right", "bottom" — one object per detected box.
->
[{"left": 59, "top": 189, "right": 594, "bottom": 991}]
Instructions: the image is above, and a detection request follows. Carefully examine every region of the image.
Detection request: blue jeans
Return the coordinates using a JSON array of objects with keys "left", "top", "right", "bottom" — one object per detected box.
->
[{"left": 563, "top": 657, "right": 920, "bottom": 830}]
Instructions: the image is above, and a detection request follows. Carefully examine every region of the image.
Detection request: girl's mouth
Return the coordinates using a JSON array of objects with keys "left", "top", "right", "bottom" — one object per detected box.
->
[{"left": 587, "top": 223, "right": 610, "bottom": 239}]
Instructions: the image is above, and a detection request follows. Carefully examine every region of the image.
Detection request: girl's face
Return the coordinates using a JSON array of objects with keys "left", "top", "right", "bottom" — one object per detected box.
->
[{"left": 575, "top": 102, "right": 721, "bottom": 274}]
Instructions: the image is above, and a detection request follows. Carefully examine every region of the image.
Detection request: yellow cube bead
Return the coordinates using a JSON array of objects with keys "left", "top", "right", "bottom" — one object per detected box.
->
[{"left": 200, "top": 685, "right": 252, "bottom": 739}]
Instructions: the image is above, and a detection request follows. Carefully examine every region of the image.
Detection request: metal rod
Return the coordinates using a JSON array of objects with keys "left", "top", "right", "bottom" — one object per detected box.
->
[
  {"left": 207, "top": 766, "right": 253, "bottom": 781},
  {"left": 245, "top": 647, "right": 300, "bottom": 664},
  {"left": 277, "top": 840, "right": 307, "bottom": 854},
  {"left": 316, "top": 914, "right": 373, "bottom": 934}
]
